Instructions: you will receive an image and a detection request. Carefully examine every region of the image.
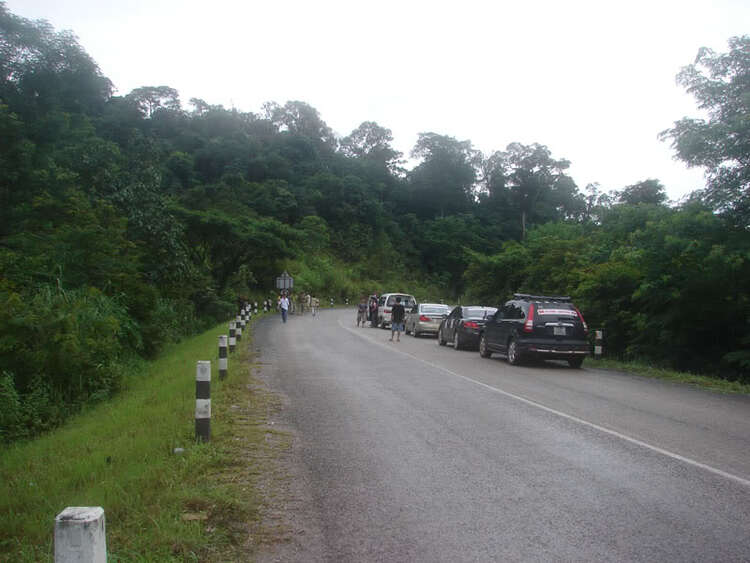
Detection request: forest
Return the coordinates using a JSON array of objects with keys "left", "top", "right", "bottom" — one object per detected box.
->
[{"left": 1, "top": 3, "right": 748, "bottom": 442}]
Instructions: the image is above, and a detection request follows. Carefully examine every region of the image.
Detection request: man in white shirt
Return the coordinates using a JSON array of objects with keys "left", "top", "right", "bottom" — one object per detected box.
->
[{"left": 280, "top": 294, "right": 290, "bottom": 323}]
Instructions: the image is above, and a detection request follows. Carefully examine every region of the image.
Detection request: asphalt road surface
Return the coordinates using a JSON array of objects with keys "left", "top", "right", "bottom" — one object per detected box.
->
[{"left": 254, "top": 308, "right": 750, "bottom": 562}]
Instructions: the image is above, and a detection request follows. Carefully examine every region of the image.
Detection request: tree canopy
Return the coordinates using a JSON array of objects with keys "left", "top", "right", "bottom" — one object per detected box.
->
[{"left": 660, "top": 35, "right": 750, "bottom": 226}]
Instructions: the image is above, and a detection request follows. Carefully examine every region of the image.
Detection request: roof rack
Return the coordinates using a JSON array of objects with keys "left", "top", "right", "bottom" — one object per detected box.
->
[{"left": 513, "top": 293, "right": 571, "bottom": 302}]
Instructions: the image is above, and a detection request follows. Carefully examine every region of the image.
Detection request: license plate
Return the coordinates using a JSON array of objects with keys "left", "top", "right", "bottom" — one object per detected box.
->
[{"left": 553, "top": 326, "right": 566, "bottom": 336}]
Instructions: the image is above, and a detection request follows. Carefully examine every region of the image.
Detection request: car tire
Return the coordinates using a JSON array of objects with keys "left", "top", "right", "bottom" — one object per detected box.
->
[
  {"left": 568, "top": 357, "right": 584, "bottom": 369},
  {"left": 479, "top": 335, "right": 491, "bottom": 358},
  {"left": 438, "top": 328, "right": 446, "bottom": 346},
  {"left": 507, "top": 337, "right": 522, "bottom": 365},
  {"left": 453, "top": 331, "right": 462, "bottom": 350},
  {"left": 412, "top": 329, "right": 419, "bottom": 337}
]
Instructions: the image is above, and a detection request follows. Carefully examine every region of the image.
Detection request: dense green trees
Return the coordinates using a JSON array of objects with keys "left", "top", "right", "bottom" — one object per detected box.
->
[
  {"left": 464, "top": 202, "right": 750, "bottom": 378},
  {"left": 660, "top": 35, "right": 750, "bottom": 226},
  {"left": 0, "top": 3, "right": 748, "bottom": 442}
]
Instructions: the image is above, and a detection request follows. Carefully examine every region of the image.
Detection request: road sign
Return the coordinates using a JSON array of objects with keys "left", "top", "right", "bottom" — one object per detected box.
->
[{"left": 276, "top": 271, "right": 293, "bottom": 290}]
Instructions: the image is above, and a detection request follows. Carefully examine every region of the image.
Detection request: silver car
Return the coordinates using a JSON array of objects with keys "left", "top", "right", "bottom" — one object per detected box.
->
[{"left": 405, "top": 303, "right": 452, "bottom": 337}]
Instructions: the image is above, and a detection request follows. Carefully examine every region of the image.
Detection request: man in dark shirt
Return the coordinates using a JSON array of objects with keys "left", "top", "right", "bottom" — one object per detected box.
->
[{"left": 390, "top": 296, "right": 406, "bottom": 342}]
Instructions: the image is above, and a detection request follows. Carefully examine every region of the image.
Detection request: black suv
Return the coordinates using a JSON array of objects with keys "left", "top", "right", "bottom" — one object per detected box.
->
[{"left": 479, "top": 294, "right": 589, "bottom": 368}]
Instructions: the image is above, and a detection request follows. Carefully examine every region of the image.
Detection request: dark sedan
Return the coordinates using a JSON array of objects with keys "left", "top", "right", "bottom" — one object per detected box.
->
[{"left": 438, "top": 306, "right": 498, "bottom": 350}]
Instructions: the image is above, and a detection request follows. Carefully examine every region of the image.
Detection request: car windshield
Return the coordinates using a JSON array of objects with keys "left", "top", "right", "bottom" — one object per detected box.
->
[
  {"left": 422, "top": 305, "right": 450, "bottom": 315},
  {"left": 464, "top": 307, "right": 497, "bottom": 318}
]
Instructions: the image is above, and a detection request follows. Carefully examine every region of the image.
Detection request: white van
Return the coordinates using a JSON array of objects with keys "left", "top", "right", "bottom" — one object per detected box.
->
[{"left": 377, "top": 293, "right": 416, "bottom": 328}]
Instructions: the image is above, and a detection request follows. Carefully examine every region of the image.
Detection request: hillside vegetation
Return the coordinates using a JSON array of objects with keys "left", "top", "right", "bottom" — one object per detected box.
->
[{"left": 1, "top": 3, "right": 748, "bottom": 442}]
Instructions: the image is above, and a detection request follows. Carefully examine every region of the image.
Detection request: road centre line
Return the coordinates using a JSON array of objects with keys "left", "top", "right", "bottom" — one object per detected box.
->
[{"left": 338, "top": 318, "right": 750, "bottom": 489}]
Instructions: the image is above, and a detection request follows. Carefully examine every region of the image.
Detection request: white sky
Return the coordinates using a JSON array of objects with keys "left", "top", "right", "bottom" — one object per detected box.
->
[{"left": 6, "top": 0, "right": 749, "bottom": 200}]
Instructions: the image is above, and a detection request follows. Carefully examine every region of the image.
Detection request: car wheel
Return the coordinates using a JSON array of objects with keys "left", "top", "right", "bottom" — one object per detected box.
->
[
  {"left": 438, "top": 328, "right": 446, "bottom": 346},
  {"left": 479, "top": 334, "right": 491, "bottom": 358},
  {"left": 507, "top": 338, "right": 522, "bottom": 365},
  {"left": 568, "top": 357, "right": 584, "bottom": 369},
  {"left": 380, "top": 317, "right": 387, "bottom": 329},
  {"left": 412, "top": 328, "right": 419, "bottom": 337},
  {"left": 453, "top": 331, "right": 462, "bottom": 350}
]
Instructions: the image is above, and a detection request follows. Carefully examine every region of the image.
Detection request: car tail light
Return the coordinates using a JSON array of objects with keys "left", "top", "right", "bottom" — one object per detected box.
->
[
  {"left": 575, "top": 307, "right": 588, "bottom": 335},
  {"left": 385, "top": 308, "right": 391, "bottom": 314},
  {"left": 523, "top": 303, "right": 535, "bottom": 332},
  {"left": 464, "top": 321, "right": 479, "bottom": 329},
  {"left": 419, "top": 315, "right": 431, "bottom": 322}
]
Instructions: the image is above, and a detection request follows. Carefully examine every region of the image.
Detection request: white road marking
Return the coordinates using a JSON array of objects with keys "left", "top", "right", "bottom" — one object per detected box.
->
[{"left": 338, "top": 318, "right": 750, "bottom": 489}]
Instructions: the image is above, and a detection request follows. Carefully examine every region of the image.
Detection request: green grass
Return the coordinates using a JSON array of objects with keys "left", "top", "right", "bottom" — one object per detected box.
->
[
  {"left": 0, "top": 317, "right": 282, "bottom": 561},
  {"left": 587, "top": 357, "right": 750, "bottom": 394}
]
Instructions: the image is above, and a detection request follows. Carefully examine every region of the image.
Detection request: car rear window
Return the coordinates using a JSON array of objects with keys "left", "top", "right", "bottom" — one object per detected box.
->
[
  {"left": 535, "top": 304, "right": 577, "bottom": 317},
  {"left": 422, "top": 306, "right": 450, "bottom": 315},
  {"left": 387, "top": 295, "right": 415, "bottom": 307},
  {"left": 464, "top": 307, "right": 497, "bottom": 318}
]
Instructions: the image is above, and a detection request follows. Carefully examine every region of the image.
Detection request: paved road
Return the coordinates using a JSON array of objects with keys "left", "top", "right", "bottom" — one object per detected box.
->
[{"left": 254, "top": 308, "right": 750, "bottom": 562}]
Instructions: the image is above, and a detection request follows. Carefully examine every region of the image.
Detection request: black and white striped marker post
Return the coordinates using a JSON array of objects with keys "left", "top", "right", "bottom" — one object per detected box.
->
[
  {"left": 218, "top": 335, "right": 228, "bottom": 380},
  {"left": 229, "top": 322, "right": 236, "bottom": 353},
  {"left": 594, "top": 330, "right": 604, "bottom": 358},
  {"left": 235, "top": 315, "right": 242, "bottom": 342},
  {"left": 195, "top": 361, "right": 211, "bottom": 443}
]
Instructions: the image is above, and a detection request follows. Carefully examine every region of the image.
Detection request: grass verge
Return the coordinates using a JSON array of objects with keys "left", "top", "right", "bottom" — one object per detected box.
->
[
  {"left": 0, "top": 318, "right": 285, "bottom": 561},
  {"left": 587, "top": 357, "right": 750, "bottom": 394}
]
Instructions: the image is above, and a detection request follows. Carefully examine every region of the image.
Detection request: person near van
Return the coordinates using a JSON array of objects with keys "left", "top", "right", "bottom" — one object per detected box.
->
[
  {"left": 390, "top": 296, "right": 406, "bottom": 342},
  {"left": 357, "top": 297, "right": 368, "bottom": 327},
  {"left": 369, "top": 295, "right": 379, "bottom": 327}
]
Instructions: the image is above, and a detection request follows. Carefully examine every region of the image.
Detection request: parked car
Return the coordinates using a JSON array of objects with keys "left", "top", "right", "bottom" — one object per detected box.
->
[
  {"left": 438, "top": 306, "right": 498, "bottom": 350},
  {"left": 377, "top": 293, "right": 417, "bottom": 328},
  {"left": 405, "top": 303, "right": 452, "bottom": 337},
  {"left": 479, "top": 294, "right": 589, "bottom": 368}
]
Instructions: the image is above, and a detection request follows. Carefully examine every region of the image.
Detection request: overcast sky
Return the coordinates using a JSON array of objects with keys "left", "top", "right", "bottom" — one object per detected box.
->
[{"left": 6, "top": 0, "right": 749, "bottom": 200}]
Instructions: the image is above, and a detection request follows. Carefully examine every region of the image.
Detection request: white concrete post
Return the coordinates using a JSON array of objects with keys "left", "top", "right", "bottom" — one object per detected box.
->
[
  {"left": 55, "top": 506, "right": 106, "bottom": 563},
  {"left": 229, "top": 321, "right": 236, "bottom": 353}
]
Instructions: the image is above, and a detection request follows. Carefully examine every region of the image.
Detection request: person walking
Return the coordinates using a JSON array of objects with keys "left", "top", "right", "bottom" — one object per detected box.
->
[
  {"left": 389, "top": 296, "right": 406, "bottom": 342},
  {"left": 280, "top": 293, "right": 290, "bottom": 323}
]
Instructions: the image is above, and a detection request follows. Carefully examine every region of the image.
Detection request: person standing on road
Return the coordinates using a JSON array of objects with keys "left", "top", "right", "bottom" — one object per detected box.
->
[
  {"left": 280, "top": 293, "right": 290, "bottom": 323},
  {"left": 390, "top": 296, "right": 406, "bottom": 342},
  {"left": 357, "top": 297, "right": 368, "bottom": 327},
  {"left": 369, "top": 295, "right": 379, "bottom": 327}
]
